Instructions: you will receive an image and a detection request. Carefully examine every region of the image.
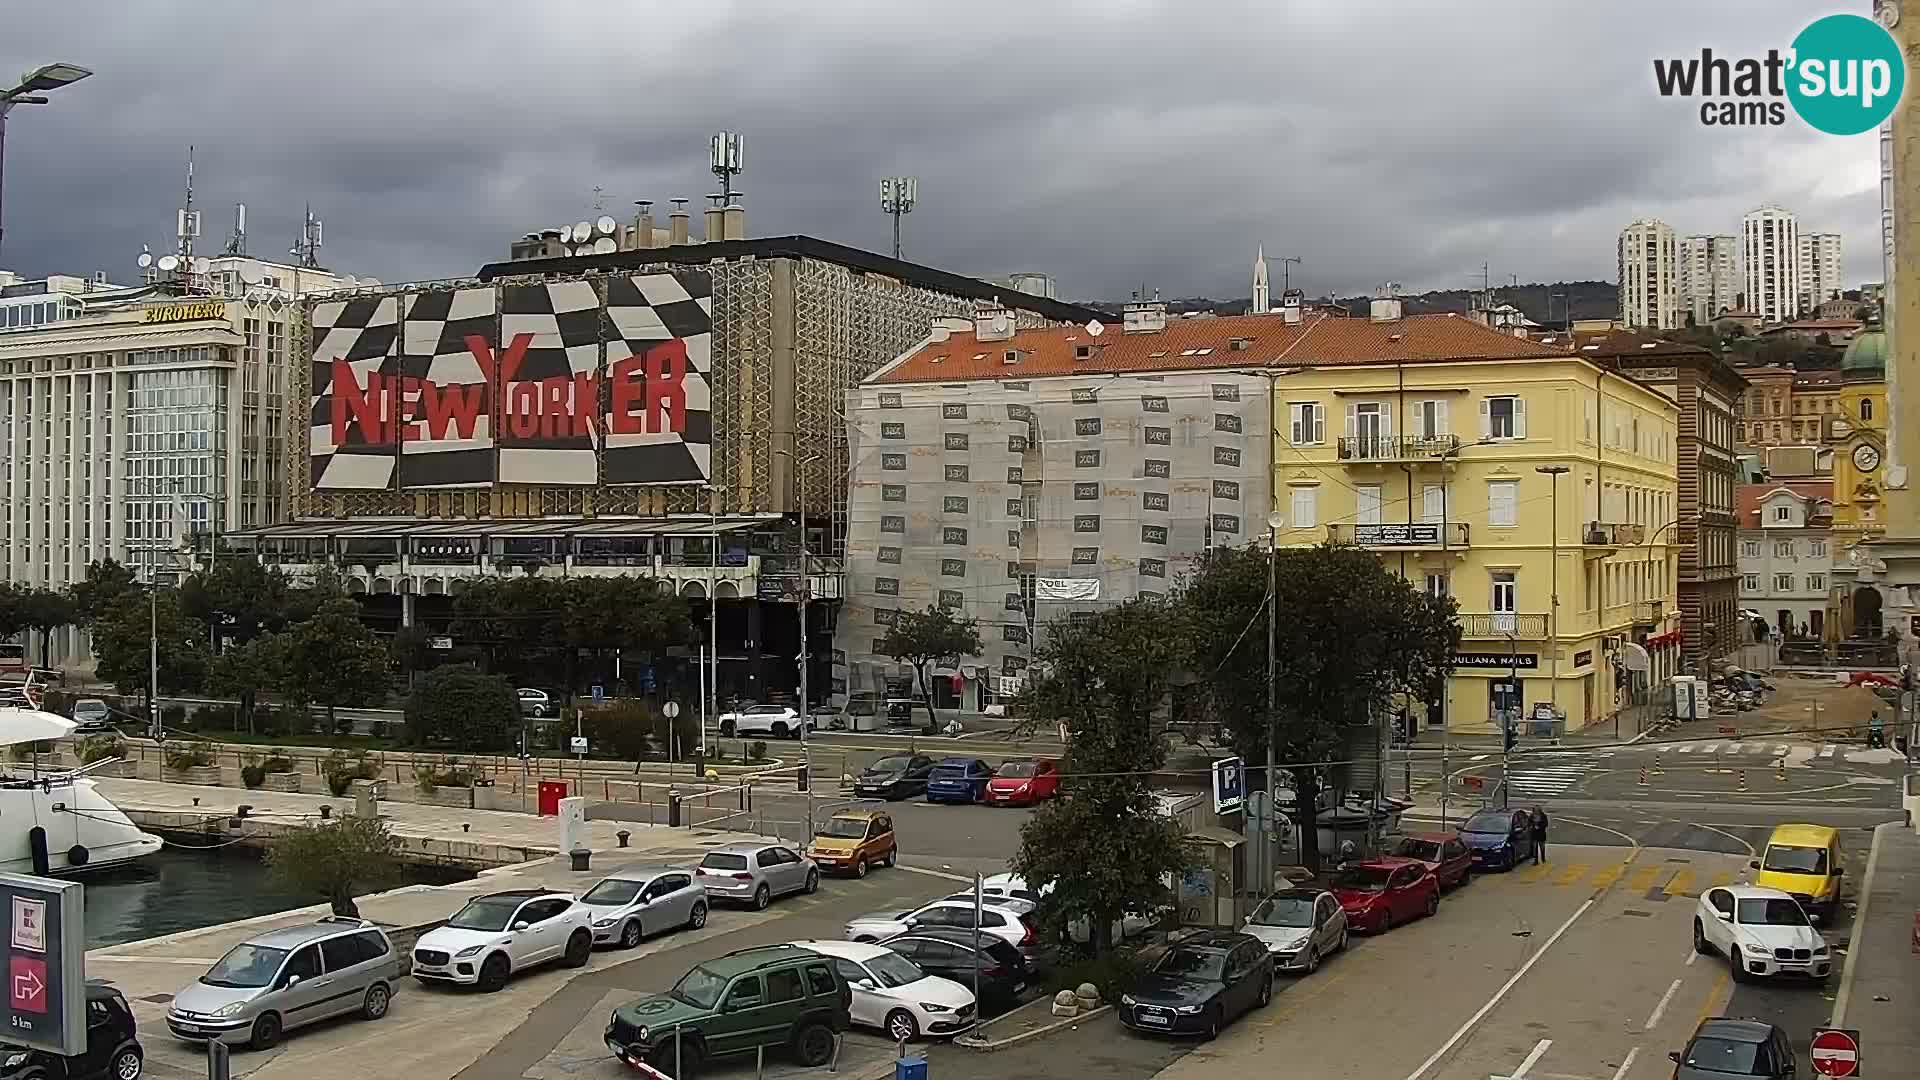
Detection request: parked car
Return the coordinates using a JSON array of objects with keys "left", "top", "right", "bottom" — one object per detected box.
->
[
  {"left": 2, "top": 984, "right": 144, "bottom": 1080},
  {"left": 924, "top": 758, "right": 994, "bottom": 804},
  {"left": 1391, "top": 831, "right": 1475, "bottom": 890},
  {"left": 604, "top": 944, "right": 851, "bottom": 1076},
  {"left": 1240, "top": 888, "right": 1348, "bottom": 975},
  {"left": 1327, "top": 858, "right": 1440, "bottom": 934},
  {"left": 168, "top": 917, "right": 400, "bottom": 1050},
  {"left": 791, "top": 940, "right": 975, "bottom": 1042},
  {"left": 805, "top": 810, "right": 897, "bottom": 878},
  {"left": 516, "top": 688, "right": 552, "bottom": 718},
  {"left": 718, "top": 704, "right": 806, "bottom": 739},
  {"left": 976, "top": 873, "right": 1159, "bottom": 944},
  {"left": 853, "top": 754, "right": 937, "bottom": 800},
  {"left": 579, "top": 867, "right": 708, "bottom": 949},
  {"left": 1669, "top": 1018, "right": 1797, "bottom": 1079},
  {"left": 876, "top": 930, "right": 1036, "bottom": 1016},
  {"left": 1458, "top": 809, "right": 1535, "bottom": 871},
  {"left": 695, "top": 842, "right": 819, "bottom": 909},
  {"left": 69, "top": 698, "right": 115, "bottom": 734},
  {"left": 411, "top": 889, "right": 594, "bottom": 992},
  {"left": 846, "top": 897, "right": 1037, "bottom": 952},
  {"left": 1692, "top": 885, "right": 1830, "bottom": 982},
  {"left": 1117, "top": 930, "right": 1273, "bottom": 1039},
  {"left": 985, "top": 758, "right": 1060, "bottom": 806},
  {"left": 1751, "top": 823, "right": 1844, "bottom": 922}
]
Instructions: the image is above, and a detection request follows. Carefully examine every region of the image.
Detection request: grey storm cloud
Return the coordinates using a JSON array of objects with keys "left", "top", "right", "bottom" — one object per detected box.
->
[{"left": 0, "top": 0, "right": 1885, "bottom": 303}]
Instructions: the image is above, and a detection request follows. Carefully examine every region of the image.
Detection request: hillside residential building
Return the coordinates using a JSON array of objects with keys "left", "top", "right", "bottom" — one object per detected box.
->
[
  {"left": 1572, "top": 330, "right": 1747, "bottom": 676},
  {"left": 1743, "top": 206, "right": 1802, "bottom": 325},
  {"left": 847, "top": 301, "right": 1679, "bottom": 733},
  {"left": 1618, "top": 220, "right": 1681, "bottom": 329},
  {"left": 1737, "top": 482, "right": 1835, "bottom": 640},
  {"left": 1679, "top": 235, "right": 1739, "bottom": 327},
  {"left": 1797, "top": 232, "right": 1844, "bottom": 313}
]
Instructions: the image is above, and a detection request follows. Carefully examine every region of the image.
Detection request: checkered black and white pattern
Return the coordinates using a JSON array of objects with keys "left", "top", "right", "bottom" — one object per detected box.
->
[
  {"left": 603, "top": 271, "right": 713, "bottom": 486},
  {"left": 498, "top": 280, "right": 602, "bottom": 486},
  {"left": 397, "top": 287, "right": 497, "bottom": 489},
  {"left": 308, "top": 296, "right": 399, "bottom": 490}
]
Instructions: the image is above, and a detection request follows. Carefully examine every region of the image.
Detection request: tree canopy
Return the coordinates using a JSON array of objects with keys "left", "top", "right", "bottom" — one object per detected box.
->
[
  {"left": 875, "top": 605, "right": 983, "bottom": 730},
  {"left": 282, "top": 599, "right": 392, "bottom": 732},
  {"left": 404, "top": 663, "right": 520, "bottom": 750},
  {"left": 91, "top": 590, "right": 208, "bottom": 700},
  {"left": 266, "top": 815, "right": 401, "bottom": 918}
]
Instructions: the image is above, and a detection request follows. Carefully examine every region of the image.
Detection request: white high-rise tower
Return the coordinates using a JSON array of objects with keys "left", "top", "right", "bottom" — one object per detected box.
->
[
  {"left": 1743, "top": 205, "right": 1801, "bottom": 324},
  {"left": 1797, "top": 232, "right": 1843, "bottom": 312},
  {"left": 1617, "top": 220, "right": 1680, "bottom": 329},
  {"left": 1252, "top": 246, "right": 1270, "bottom": 314},
  {"left": 1679, "top": 234, "right": 1738, "bottom": 326}
]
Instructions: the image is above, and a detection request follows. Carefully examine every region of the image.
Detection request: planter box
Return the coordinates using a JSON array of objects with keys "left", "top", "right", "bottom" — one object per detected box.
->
[
  {"left": 167, "top": 766, "right": 224, "bottom": 787},
  {"left": 78, "top": 760, "right": 133, "bottom": 779},
  {"left": 415, "top": 786, "right": 473, "bottom": 808},
  {"left": 264, "top": 772, "right": 303, "bottom": 793}
]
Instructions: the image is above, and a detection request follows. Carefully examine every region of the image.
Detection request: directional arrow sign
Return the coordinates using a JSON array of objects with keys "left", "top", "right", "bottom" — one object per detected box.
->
[
  {"left": 9, "top": 955, "right": 45, "bottom": 1013},
  {"left": 1810, "top": 1028, "right": 1861, "bottom": 1078}
]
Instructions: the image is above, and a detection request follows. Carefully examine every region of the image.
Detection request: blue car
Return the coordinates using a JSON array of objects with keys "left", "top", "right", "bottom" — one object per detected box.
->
[
  {"left": 1459, "top": 809, "right": 1534, "bottom": 871},
  {"left": 925, "top": 758, "right": 994, "bottom": 804}
]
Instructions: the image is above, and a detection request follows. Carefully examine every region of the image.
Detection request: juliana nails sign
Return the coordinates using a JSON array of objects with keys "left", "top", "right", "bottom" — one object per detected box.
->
[{"left": 142, "top": 301, "right": 226, "bottom": 324}]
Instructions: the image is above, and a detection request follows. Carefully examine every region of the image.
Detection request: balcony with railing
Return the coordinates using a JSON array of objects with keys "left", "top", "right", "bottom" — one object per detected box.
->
[
  {"left": 1327, "top": 521, "right": 1470, "bottom": 549},
  {"left": 1582, "top": 521, "right": 1647, "bottom": 553},
  {"left": 1633, "top": 600, "right": 1664, "bottom": 626},
  {"left": 1336, "top": 433, "right": 1462, "bottom": 463},
  {"left": 1457, "top": 613, "right": 1549, "bottom": 639}
]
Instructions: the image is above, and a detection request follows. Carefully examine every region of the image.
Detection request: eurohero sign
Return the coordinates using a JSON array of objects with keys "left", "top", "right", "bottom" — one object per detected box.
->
[{"left": 308, "top": 272, "right": 713, "bottom": 490}]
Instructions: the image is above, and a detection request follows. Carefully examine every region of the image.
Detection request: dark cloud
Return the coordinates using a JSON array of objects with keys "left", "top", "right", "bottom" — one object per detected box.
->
[{"left": 0, "top": 1, "right": 1883, "bottom": 302}]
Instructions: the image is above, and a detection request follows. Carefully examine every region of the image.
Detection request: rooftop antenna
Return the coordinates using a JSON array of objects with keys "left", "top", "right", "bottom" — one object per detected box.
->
[
  {"left": 878, "top": 176, "right": 917, "bottom": 260},
  {"left": 290, "top": 204, "right": 324, "bottom": 269},
  {"left": 591, "top": 185, "right": 606, "bottom": 212},
  {"left": 223, "top": 202, "right": 248, "bottom": 257},
  {"left": 710, "top": 131, "right": 743, "bottom": 205}
]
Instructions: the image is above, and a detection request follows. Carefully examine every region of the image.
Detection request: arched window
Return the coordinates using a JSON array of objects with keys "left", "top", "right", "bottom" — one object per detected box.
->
[{"left": 1860, "top": 398, "right": 1874, "bottom": 421}]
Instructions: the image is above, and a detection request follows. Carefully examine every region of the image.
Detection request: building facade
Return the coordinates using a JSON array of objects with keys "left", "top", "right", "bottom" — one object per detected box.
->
[
  {"left": 1679, "top": 235, "right": 1739, "bottom": 327},
  {"left": 1797, "top": 232, "right": 1844, "bottom": 314},
  {"left": 1827, "top": 332, "right": 1889, "bottom": 572},
  {"left": 1743, "top": 206, "right": 1802, "bottom": 325},
  {"left": 1572, "top": 330, "right": 1746, "bottom": 676},
  {"left": 1618, "top": 220, "right": 1681, "bottom": 329},
  {"left": 1736, "top": 482, "right": 1835, "bottom": 640}
]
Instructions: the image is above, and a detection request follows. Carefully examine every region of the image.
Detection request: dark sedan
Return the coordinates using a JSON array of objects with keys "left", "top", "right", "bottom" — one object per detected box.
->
[
  {"left": 854, "top": 754, "right": 936, "bottom": 800},
  {"left": 878, "top": 929, "right": 1036, "bottom": 1016},
  {"left": 1118, "top": 930, "right": 1273, "bottom": 1040},
  {"left": 1459, "top": 809, "right": 1535, "bottom": 871}
]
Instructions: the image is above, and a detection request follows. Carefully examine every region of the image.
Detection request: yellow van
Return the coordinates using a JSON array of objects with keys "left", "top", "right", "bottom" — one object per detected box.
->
[{"left": 1751, "top": 824, "right": 1844, "bottom": 920}]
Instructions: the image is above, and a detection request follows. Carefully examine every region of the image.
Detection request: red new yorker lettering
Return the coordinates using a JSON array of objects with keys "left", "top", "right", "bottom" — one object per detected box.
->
[
  {"left": 330, "top": 359, "right": 390, "bottom": 446},
  {"left": 465, "top": 333, "right": 532, "bottom": 384},
  {"left": 609, "top": 340, "right": 689, "bottom": 435},
  {"left": 421, "top": 379, "right": 486, "bottom": 440}
]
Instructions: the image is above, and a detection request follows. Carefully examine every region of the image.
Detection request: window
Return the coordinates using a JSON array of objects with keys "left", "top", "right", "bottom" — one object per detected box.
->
[
  {"left": 1347, "top": 401, "right": 1390, "bottom": 452},
  {"left": 1487, "top": 479, "right": 1518, "bottom": 527},
  {"left": 1774, "top": 573, "right": 1794, "bottom": 591},
  {"left": 1743, "top": 573, "right": 1761, "bottom": 591},
  {"left": 724, "top": 976, "right": 764, "bottom": 1010},
  {"left": 1809, "top": 539, "right": 1826, "bottom": 557},
  {"left": 1482, "top": 395, "right": 1526, "bottom": 440},
  {"left": 1490, "top": 571, "right": 1517, "bottom": 630},
  {"left": 1414, "top": 399, "right": 1448, "bottom": 439},
  {"left": 1288, "top": 402, "right": 1324, "bottom": 445},
  {"left": 285, "top": 945, "right": 322, "bottom": 981},
  {"left": 1861, "top": 398, "right": 1873, "bottom": 420},
  {"left": 805, "top": 964, "right": 836, "bottom": 997},
  {"left": 1775, "top": 540, "right": 1794, "bottom": 558},
  {"left": 1289, "top": 487, "right": 1317, "bottom": 529},
  {"left": 1355, "top": 485, "right": 1383, "bottom": 526},
  {"left": 1421, "top": 484, "right": 1446, "bottom": 524},
  {"left": 1742, "top": 539, "right": 1761, "bottom": 558},
  {"left": 1807, "top": 574, "right": 1825, "bottom": 591},
  {"left": 764, "top": 968, "right": 804, "bottom": 1004},
  {"left": 1773, "top": 505, "right": 1790, "bottom": 522},
  {"left": 1425, "top": 573, "right": 1448, "bottom": 598}
]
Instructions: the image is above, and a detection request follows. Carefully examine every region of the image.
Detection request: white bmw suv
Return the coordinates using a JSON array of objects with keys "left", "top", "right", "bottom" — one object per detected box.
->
[{"left": 412, "top": 889, "right": 595, "bottom": 992}]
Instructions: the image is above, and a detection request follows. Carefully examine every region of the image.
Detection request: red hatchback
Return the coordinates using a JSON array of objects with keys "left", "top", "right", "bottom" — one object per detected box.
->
[
  {"left": 986, "top": 758, "right": 1060, "bottom": 805},
  {"left": 1391, "top": 832, "right": 1474, "bottom": 891},
  {"left": 1328, "top": 857, "right": 1440, "bottom": 934}
]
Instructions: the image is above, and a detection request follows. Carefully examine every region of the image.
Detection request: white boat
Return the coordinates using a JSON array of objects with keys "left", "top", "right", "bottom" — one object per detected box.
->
[{"left": 0, "top": 703, "right": 163, "bottom": 875}]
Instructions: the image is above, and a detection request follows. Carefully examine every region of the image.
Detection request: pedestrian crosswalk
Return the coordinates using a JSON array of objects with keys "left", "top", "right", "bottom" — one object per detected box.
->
[
  {"left": 1657, "top": 740, "right": 1875, "bottom": 762},
  {"left": 1493, "top": 861, "right": 1740, "bottom": 897},
  {"left": 1505, "top": 754, "right": 1600, "bottom": 799}
]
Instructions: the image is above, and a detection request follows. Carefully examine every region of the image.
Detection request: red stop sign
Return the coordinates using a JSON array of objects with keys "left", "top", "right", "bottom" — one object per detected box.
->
[{"left": 1810, "top": 1028, "right": 1860, "bottom": 1077}]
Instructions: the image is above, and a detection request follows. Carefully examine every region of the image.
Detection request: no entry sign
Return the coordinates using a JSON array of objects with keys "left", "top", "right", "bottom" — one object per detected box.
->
[{"left": 1810, "top": 1028, "right": 1861, "bottom": 1077}]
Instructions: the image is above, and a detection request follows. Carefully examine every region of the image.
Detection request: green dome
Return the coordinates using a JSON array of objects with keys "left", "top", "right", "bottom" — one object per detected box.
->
[{"left": 1842, "top": 330, "right": 1887, "bottom": 376}]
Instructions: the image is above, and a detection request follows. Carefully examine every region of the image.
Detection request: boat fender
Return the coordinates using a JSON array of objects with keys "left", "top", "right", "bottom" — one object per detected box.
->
[
  {"left": 27, "top": 827, "right": 48, "bottom": 876},
  {"left": 66, "top": 844, "right": 88, "bottom": 867}
]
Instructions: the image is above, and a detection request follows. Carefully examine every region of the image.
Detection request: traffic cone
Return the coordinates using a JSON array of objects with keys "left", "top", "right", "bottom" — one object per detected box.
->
[
  {"left": 1638, "top": 766, "right": 1649, "bottom": 786},
  {"left": 1738, "top": 769, "right": 1747, "bottom": 791},
  {"left": 1776, "top": 760, "right": 1788, "bottom": 783},
  {"left": 1651, "top": 755, "right": 1664, "bottom": 777}
]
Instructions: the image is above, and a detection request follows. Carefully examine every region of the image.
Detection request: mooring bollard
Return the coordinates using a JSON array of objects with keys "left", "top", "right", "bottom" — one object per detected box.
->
[
  {"left": 668, "top": 788, "right": 682, "bottom": 827},
  {"left": 570, "top": 847, "right": 592, "bottom": 872},
  {"left": 318, "top": 805, "right": 331, "bottom": 820},
  {"left": 617, "top": 830, "right": 631, "bottom": 848}
]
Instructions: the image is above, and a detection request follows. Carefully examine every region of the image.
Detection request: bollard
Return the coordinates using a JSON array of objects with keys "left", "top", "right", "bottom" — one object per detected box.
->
[
  {"left": 797, "top": 764, "right": 810, "bottom": 793},
  {"left": 668, "top": 788, "right": 682, "bottom": 828},
  {"left": 462, "top": 823, "right": 471, "bottom": 833},
  {"left": 319, "top": 805, "right": 331, "bottom": 820},
  {"left": 1776, "top": 761, "right": 1788, "bottom": 783},
  {"left": 570, "top": 847, "right": 592, "bottom": 872},
  {"left": 1637, "top": 767, "right": 1648, "bottom": 787},
  {"left": 1738, "top": 769, "right": 1747, "bottom": 791},
  {"left": 617, "top": 830, "right": 631, "bottom": 848}
]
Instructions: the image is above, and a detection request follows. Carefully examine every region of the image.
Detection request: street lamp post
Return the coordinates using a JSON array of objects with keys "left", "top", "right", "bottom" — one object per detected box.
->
[
  {"left": 1536, "top": 465, "right": 1570, "bottom": 738},
  {"left": 0, "top": 63, "right": 92, "bottom": 263}
]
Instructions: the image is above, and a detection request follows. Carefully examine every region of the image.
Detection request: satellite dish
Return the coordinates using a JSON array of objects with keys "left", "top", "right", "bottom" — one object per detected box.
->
[
  {"left": 573, "top": 221, "right": 592, "bottom": 242},
  {"left": 238, "top": 263, "right": 264, "bottom": 284},
  {"left": 360, "top": 277, "right": 381, "bottom": 287},
  {"left": 595, "top": 215, "right": 616, "bottom": 236},
  {"left": 343, "top": 274, "right": 359, "bottom": 287},
  {"left": 564, "top": 246, "right": 577, "bottom": 257},
  {"left": 558, "top": 224, "right": 574, "bottom": 243},
  {"left": 157, "top": 255, "right": 179, "bottom": 272},
  {"left": 1086, "top": 320, "right": 1104, "bottom": 337},
  {"left": 192, "top": 257, "right": 210, "bottom": 274},
  {"left": 592, "top": 236, "right": 616, "bottom": 254},
  {"left": 137, "top": 253, "right": 153, "bottom": 268}
]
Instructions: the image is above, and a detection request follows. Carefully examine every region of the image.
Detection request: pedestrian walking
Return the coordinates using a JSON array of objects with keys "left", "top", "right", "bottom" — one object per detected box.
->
[{"left": 1529, "top": 805, "right": 1549, "bottom": 863}]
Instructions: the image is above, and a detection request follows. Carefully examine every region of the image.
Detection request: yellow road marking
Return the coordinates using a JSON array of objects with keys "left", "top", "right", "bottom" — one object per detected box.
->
[
  {"left": 1665, "top": 868, "right": 1697, "bottom": 898},
  {"left": 1517, "top": 861, "right": 1554, "bottom": 883},
  {"left": 1628, "top": 866, "right": 1661, "bottom": 892},
  {"left": 1589, "top": 863, "right": 1623, "bottom": 890},
  {"left": 1691, "top": 972, "right": 1731, "bottom": 1030},
  {"left": 1555, "top": 862, "right": 1591, "bottom": 887},
  {"left": 1257, "top": 966, "right": 1349, "bottom": 1026},
  {"left": 1706, "top": 870, "right": 1734, "bottom": 890}
]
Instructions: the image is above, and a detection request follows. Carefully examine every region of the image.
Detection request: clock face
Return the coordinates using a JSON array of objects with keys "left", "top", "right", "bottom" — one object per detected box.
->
[{"left": 1854, "top": 443, "right": 1882, "bottom": 472}]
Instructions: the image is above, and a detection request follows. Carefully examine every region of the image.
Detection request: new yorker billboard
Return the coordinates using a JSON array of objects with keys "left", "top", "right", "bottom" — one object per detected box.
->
[{"left": 306, "top": 272, "right": 713, "bottom": 490}]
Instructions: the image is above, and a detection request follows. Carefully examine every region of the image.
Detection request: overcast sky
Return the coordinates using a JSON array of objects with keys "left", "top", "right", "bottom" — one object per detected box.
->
[{"left": 0, "top": 1, "right": 1886, "bottom": 303}]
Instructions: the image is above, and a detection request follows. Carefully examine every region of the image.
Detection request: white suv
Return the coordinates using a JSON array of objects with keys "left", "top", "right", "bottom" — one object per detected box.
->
[
  {"left": 719, "top": 704, "right": 806, "bottom": 739},
  {"left": 412, "top": 889, "right": 595, "bottom": 992}
]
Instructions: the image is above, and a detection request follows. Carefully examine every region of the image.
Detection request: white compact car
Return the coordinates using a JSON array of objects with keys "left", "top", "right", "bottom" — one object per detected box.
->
[
  {"left": 791, "top": 940, "right": 976, "bottom": 1042},
  {"left": 844, "top": 898, "right": 1034, "bottom": 951},
  {"left": 1693, "top": 884, "right": 1831, "bottom": 982},
  {"left": 718, "top": 704, "right": 807, "bottom": 738},
  {"left": 579, "top": 868, "right": 708, "bottom": 948},
  {"left": 411, "top": 889, "right": 595, "bottom": 991}
]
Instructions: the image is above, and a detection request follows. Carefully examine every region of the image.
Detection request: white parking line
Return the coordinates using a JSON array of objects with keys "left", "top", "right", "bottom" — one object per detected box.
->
[
  {"left": 1819, "top": 744, "right": 1838, "bottom": 758},
  {"left": 1676, "top": 744, "right": 1696, "bottom": 753},
  {"left": 1725, "top": 742, "right": 1743, "bottom": 753},
  {"left": 1772, "top": 744, "right": 1790, "bottom": 755},
  {"left": 1641, "top": 978, "right": 1682, "bottom": 1030},
  {"left": 1510, "top": 1040, "right": 1553, "bottom": 1079},
  {"left": 1608, "top": 1047, "right": 1641, "bottom": 1080}
]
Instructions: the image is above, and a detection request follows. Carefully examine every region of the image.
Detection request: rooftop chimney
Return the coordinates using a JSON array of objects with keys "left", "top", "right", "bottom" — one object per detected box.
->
[
  {"left": 1122, "top": 300, "right": 1168, "bottom": 334},
  {"left": 1370, "top": 283, "right": 1404, "bottom": 323},
  {"left": 1281, "top": 289, "right": 1304, "bottom": 325},
  {"left": 704, "top": 196, "right": 725, "bottom": 244},
  {"left": 973, "top": 300, "right": 1015, "bottom": 342},
  {"left": 723, "top": 200, "right": 745, "bottom": 241},
  {"left": 632, "top": 201, "right": 655, "bottom": 250},
  {"left": 669, "top": 199, "right": 690, "bottom": 246}
]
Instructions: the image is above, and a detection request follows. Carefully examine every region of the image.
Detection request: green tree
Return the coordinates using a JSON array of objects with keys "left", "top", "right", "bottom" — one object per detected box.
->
[
  {"left": 403, "top": 663, "right": 519, "bottom": 750},
  {"left": 90, "top": 590, "right": 208, "bottom": 704},
  {"left": 68, "top": 559, "right": 139, "bottom": 625},
  {"left": 1177, "top": 546, "right": 1458, "bottom": 870},
  {"left": 18, "top": 588, "right": 75, "bottom": 668},
  {"left": 875, "top": 605, "right": 983, "bottom": 731},
  {"left": 208, "top": 633, "right": 289, "bottom": 733},
  {"left": 285, "top": 563, "right": 352, "bottom": 624},
  {"left": 265, "top": 815, "right": 401, "bottom": 918},
  {"left": 1011, "top": 599, "right": 1192, "bottom": 956},
  {"left": 181, "top": 556, "right": 294, "bottom": 647},
  {"left": 449, "top": 577, "right": 560, "bottom": 680},
  {"left": 283, "top": 600, "right": 391, "bottom": 733},
  {"left": 557, "top": 577, "right": 695, "bottom": 695}
]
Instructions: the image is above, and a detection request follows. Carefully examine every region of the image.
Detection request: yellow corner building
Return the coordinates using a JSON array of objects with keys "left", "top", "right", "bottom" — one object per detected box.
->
[{"left": 1269, "top": 331, "right": 1681, "bottom": 734}]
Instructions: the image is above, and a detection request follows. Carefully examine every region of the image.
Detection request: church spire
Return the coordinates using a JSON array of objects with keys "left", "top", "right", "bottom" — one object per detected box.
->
[{"left": 1252, "top": 246, "right": 1271, "bottom": 314}]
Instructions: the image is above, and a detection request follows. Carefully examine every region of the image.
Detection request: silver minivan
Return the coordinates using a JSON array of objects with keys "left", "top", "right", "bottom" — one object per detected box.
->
[{"left": 167, "top": 917, "right": 402, "bottom": 1050}]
